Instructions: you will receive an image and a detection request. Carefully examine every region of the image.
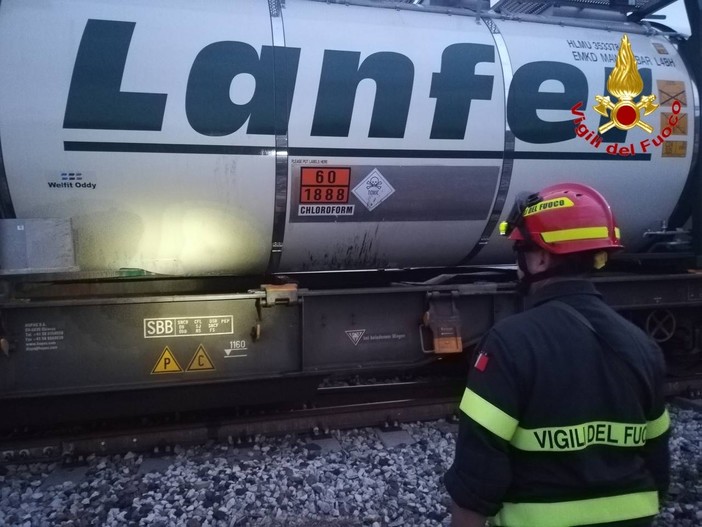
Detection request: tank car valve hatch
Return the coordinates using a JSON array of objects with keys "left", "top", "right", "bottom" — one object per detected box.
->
[{"left": 421, "top": 292, "right": 463, "bottom": 354}]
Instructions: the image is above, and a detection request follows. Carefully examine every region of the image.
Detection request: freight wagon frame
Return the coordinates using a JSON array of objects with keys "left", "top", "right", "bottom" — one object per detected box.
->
[{"left": 1, "top": 0, "right": 702, "bottom": 426}]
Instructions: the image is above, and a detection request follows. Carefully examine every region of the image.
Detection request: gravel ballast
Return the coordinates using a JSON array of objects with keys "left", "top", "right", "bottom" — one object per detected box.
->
[{"left": 0, "top": 403, "right": 699, "bottom": 527}]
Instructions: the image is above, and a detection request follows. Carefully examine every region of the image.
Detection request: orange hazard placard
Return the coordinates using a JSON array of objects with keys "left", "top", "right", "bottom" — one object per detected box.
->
[
  {"left": 187, "top": 344, "right": 215, "bottom": 372},
  {"left": 301, "top": 167, "right": 350, "bottom": 186},
  {"left": 151, "top": 346, "right": 183, "bottom": 374},
  {"left": 300, "top": 167, "right": 351, "bottom": 204}
]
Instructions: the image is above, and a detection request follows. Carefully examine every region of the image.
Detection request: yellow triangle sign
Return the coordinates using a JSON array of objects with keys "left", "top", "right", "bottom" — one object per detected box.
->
[
  {"left": 187, "top": 344, "right": 215, "bottom": 372},
  {"left": 151, "top": 346, "right": 183, "bottom": 374}
]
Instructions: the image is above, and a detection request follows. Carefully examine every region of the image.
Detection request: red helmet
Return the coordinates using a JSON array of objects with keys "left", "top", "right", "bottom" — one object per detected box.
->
[{"left": 499, "top": 182, "right": 623, "bottom": 255}]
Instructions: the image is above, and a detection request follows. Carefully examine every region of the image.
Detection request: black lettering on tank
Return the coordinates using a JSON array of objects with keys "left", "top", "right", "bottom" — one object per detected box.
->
[
  {"left": 311, "top": 50, "right": 414, "bottom": 138},
  {"left": 63, "top": 19, "right": 167, "bottom": 131},
  {"left": 186, "top": 43, "right": 300, "bottom": 136},
  {"left": 429, "top": 43, "right": 495, "bottom": 140},
  {"left": 507, "top": 61, "right": 588, "bottom": 144}
]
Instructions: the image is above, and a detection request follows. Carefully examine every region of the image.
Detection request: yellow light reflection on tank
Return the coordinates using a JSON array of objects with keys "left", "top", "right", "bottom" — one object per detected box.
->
[{"left": 141, "top": 206, "right": 269, "bottom": 275}]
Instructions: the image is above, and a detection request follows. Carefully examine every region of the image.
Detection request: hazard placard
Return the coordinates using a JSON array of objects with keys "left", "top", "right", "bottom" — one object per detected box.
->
[
  {"left": 662, "top": 141, "right": 687, "bottom": 158},
  {"left": 660, "top": 112, "right": 687, "bottom": 135},
  {"left": 151, "top": 346, "right": 183, "bottom": 374},
  {"left": 300, "top": 167, "right": 351, "bottom": 204},
  {"left": 187, "top": 344, "right": 215, "bottom": 372},
  {"left": 657, "top": 80, "right": 686, "bottom": 107}
]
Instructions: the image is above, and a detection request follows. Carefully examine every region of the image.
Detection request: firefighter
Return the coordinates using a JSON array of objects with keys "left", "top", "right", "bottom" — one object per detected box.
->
[{"left": 444, "top": 182, "right": 670, "bottom": 527}]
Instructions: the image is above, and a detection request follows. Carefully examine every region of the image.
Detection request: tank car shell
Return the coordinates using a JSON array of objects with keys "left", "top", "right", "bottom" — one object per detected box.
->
[{"left": 0, "top": 0, "right": 695, "bottom": 275}]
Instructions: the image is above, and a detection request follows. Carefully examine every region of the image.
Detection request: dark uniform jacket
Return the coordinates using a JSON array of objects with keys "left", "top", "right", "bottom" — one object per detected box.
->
[{"left": 445, "top": 279, "right": 670, "bottom": 527}]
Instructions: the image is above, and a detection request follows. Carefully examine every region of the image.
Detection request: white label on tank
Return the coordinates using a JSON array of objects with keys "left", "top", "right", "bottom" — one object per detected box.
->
[{"left": 352, "top": 169, "right": 395, "bottom": 211}]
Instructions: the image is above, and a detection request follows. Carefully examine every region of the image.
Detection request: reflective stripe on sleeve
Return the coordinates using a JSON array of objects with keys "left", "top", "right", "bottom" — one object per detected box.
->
[
  {"left": 460, "top": 390, "right": 669, "bottom": 450},
  {"left": 647, "top": 408, "right": 670, "bottom": 439},
  {"left": 510, "top": 420, "right": 648, "bottom": 451},
  {"left": 459, "top": 388, "right": 518, "bottom": 441},
  {"left": 492, "top": 491, "right": 659, "bottom": 527}
]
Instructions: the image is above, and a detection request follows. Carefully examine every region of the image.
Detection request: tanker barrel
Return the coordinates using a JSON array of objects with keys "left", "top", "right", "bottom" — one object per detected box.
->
[{"left": 0, "top": 0, "right": 695, "bottom": 276}]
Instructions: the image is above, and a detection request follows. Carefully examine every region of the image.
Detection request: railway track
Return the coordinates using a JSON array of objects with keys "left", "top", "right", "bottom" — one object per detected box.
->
[
  {"left": 0, "top": 379, "right": 462, "bottom": 466},
  {"left": 1, "top": 388, "right": 700, "bottom": 526},
  {"left": 2, "top": 372, "right": 701, "bottom": 467},
  {"left": 664, "top": 373, "right": 702, "bottom": 397}
]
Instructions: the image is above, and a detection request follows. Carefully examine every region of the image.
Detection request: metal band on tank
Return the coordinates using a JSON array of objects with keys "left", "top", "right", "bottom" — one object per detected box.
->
[
  {"left": 268, "top": 0, "right": 282, "bottom": 18},
  {"left": 686, "top": 54, "right": 701, "bottom": 254},
  {"left": 266, "top": 0, "right": 288, "bottom": 273},
  {"left": 268, "top": 134, "right": 288, "bottom": 273},
  {"left": 690, "top": 73, "right": 700, "bottom": 190},
  {"left": 666, "top": 41, "right": 701, "bottom": 231},
  {"left": 458, "top": 18, "right": 514, "bottom": 264},
  {"left": 688, "top": 72, "right": 701, "bottom": 218},
  {"left": 0, "top": 130, "right": 17, "bottom": 219}
]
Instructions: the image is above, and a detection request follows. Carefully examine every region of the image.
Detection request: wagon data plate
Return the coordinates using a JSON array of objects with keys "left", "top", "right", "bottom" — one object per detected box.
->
[{"left": 144, "top": 316, "right": 234, "bottom": 338}]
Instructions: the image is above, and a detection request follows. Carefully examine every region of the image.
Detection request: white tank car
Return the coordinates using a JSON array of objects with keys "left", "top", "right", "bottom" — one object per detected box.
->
[{"left": 0, "top": 0, "right": 695, "bottom": 275}]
